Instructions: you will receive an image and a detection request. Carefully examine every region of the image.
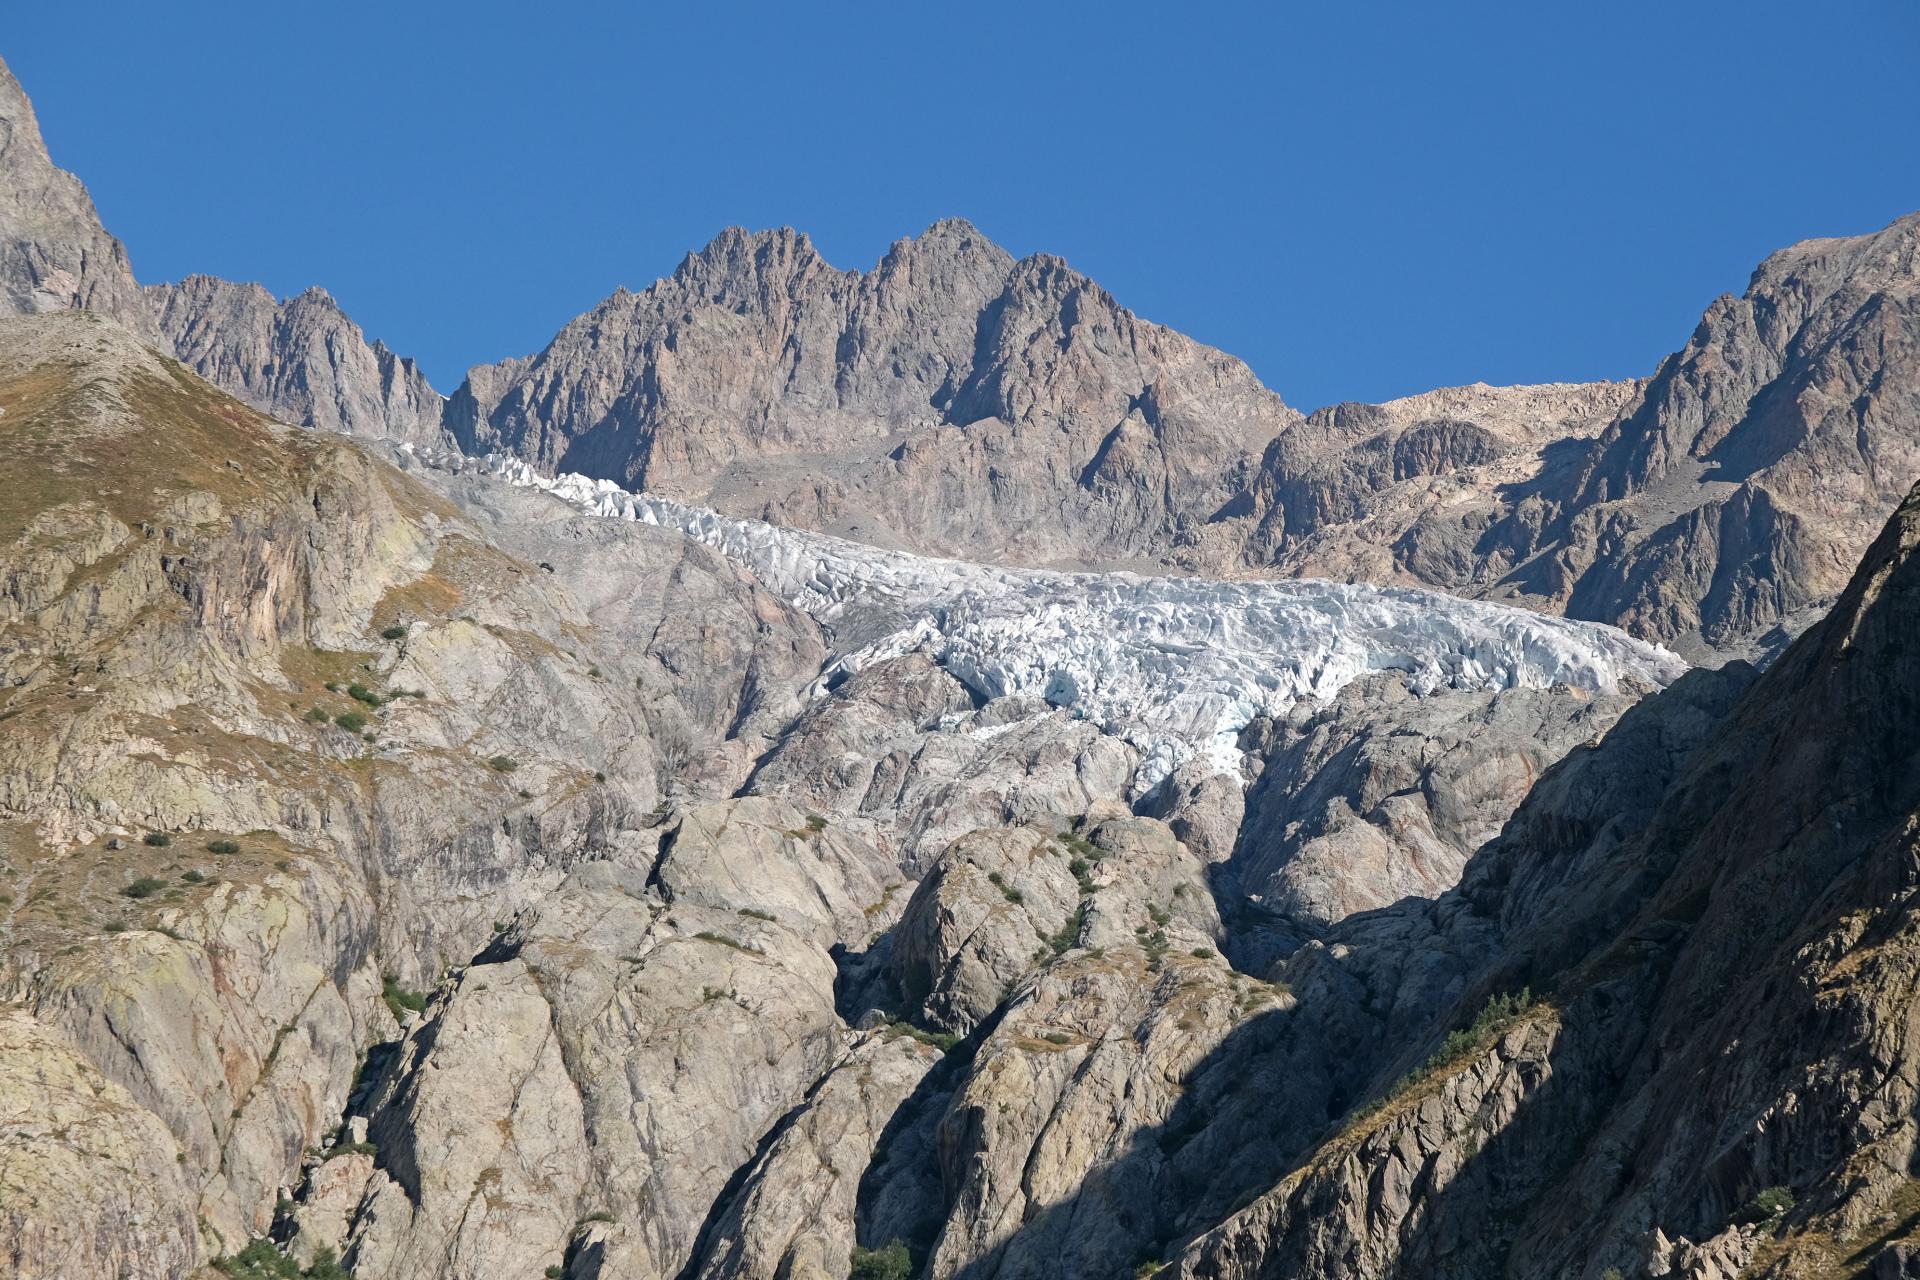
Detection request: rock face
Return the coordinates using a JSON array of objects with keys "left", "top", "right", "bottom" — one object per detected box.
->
[
  {"left": 146, "top": 275, "right": 447, "bottom": 447},
  {"left": 448, "top": 221, "right": 1295, "bottom": 569},
  {"left": 1252, "top": 217, "right": 1920, "bottom": 658},
  {"left": 0, "top": 54, "right": 157, "bottom": 342},
  {"left": 0, "top": 312, "right": 826, "bottom": 1276},
  {"left": 1229, "top": 674, "right": 1641, "bottom": 932},
  {"left": 1152, "top": 483, "right": 1920, "bottom": 1278}
]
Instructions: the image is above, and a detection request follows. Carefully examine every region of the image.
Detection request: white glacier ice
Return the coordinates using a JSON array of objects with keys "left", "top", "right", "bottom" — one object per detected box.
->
[{"left": 478, "top": 456, "right": 1689, "bottom": 793}]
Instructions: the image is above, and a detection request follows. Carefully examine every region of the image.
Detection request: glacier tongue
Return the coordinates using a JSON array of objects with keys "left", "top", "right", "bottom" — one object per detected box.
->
[{"left": 478, "top": 455, "right": 1688, "bottom": 793}]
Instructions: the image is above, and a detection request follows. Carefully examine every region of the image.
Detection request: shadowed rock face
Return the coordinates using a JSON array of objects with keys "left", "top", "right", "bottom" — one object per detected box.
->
[
  {"left": 1254, "top": 216, "right": 1920, "bottom": 659},
  {"left": 1150, "top": 483, "right": 1920, "bottom": 1279}
]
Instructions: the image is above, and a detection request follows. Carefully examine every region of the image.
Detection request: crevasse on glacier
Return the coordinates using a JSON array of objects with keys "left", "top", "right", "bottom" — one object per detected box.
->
[{"left": 477, "top": 455, "right": 1688, "bottom": 792}]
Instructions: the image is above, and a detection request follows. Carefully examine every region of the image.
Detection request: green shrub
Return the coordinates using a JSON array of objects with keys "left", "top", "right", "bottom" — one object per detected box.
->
[
  {"left": 1042, "top": 1031, "right": 1073, "bottom": 1045},
  {"left": 382, "top": 975, "right": 427, "bottom": 1022},
  {"left": 1190, "top": 947, "right": 1214, "bottom": 959},
  {"left": 305, "top": 1248, "right": 349, "bottom": 1280},
  {"left": 737, "top": 907, "right": 776, "bottom": 922},
  {"left": 335, "top": 711, "right": 368, "bottom": 733},
  {"left": 1739, "top": 1184, "right": 1795, "bottom": 1224},
  {"left": 850, "top": 1239, "right": 912, "bottom": 1280},
  {"left": 805, "top": 813, "right": 828, "bottom": 832},
  {"left": 122, "top": 877, "right": 167, "bottom": 899},
  {"left": 303, "top": 707, "right": 330, "bottom": 723},
  {"left": 142, "top": 832, "right": 171, "bottom": 848},
  {"left": 1047, "top": 902, "right": 1086, "bottom": 955},
  {"left": 880, "top": 1018, "right": 960, "bottom": 1053},
  {"left": 546, "top": 1268, "right": 565, "bottom": 1280},
  {"left": 213, "top": 1238, "right": 350, "bottom": 1279},
  {"left": 380, "top": 625, "right": 408, "bottom": 641},
  {"left": 207, "top": 839, "right": 241, "bottom": 854},
  {"left": 346, "top": 683, "right": 382, "bottom": 706},
  {"left": 1367, "top": 988, "right": 1537, "bottom": 1113},
  {"left": 986, "top": 871, "right": 1024, "bottom": 905},
  {"left": 181, "top": 869, "right": 205, "bottom": 884},
  {"left": 594, "top": 771, "right": 607, "bottom": 783},
  {"left": 103, "top": 919, "right": 128, "bottom": 933},
  {"left": 579, "top": 1209, "right": 615, "bottom": 1224},
  {"left": 488, "top": 755, "right": 518, "bottom": 772}
]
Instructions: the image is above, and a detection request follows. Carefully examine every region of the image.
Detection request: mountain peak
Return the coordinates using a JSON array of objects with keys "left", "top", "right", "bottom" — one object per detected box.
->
[{"left": 0, "top": 54, "right": 158, "bottom": 341}]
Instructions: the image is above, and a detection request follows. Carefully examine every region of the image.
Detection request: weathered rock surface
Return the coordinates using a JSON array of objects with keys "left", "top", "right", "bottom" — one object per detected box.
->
[
  {"left": 1153, "top": 482, "right": 1920, "bottom": 1278},
  {"left": 0, "top": 54, "right": 158, "bottom": 342},
  {"left": 0, "top": 312, "right": 831, "bottom": 1276},
  {"left": 340, "top": 804, "right": 886, "bottom": 1280},
  {"left": 451, "top": 211, "right": 1920, "bottom": 659},
  {"left": 146, "top": 274, "right": 447, "bottom": 447},
  {"left": 450, "top": 221, "right": 1294, "bottom": 570},
  {"left": 1229, "top": 673, "right": 1642, "bottom": 931},
  {"left": 409, "top": 466, "right": 830, "bottom": 799},
  {"left": 0, "top": 1009, "right": 200, "bottom": 1280}
]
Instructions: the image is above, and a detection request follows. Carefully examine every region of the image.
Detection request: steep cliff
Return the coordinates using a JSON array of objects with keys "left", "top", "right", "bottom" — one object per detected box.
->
[
  {"left": 1154, "top": 479, "right": 1920, "bottom": 1278},
  {"left": 146, "top": 275, "right": 447, "bottom": 448},
  {"left": 0, "top": 55, "right": 157, "bottom": 341}
]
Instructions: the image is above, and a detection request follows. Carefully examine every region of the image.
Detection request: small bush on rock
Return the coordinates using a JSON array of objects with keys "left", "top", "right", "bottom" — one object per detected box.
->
[
  {"left": 1739, "top": 1185, "right": 1795, "bottom": 1225},
  {"left": 142, "top": 832, "right": 170, "bottom": 847},
  {"left": 382, "top": 975, "right": 427, "bottom": 1022},
  {"left": 122, "top": 877, "right": 166, "bottom": 899},
  {"left": 850, "top": 1240, "right": 912, "bottom": 1280}
]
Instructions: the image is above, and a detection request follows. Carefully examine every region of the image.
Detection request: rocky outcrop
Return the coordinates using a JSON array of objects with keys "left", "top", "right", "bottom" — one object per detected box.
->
[
  {"left": 449, "top": 221, "right": 1296, "bottom": 568},
  {"left": 1229, "top": 673, "right": 1642, "bottom": 932},
  {"left": 407, "top": 466, "right": 831, "bottom": 799},
  {"left": 0, "top": 54, "right": 158, "bottom": 342},
  {"left": 338, "top": 802, "right": 893, "bottom": 1280},
  {"left": 146, "top": 275, "right": 447, "bottom": 447},
  {"left": 1249, "top": 216, "right": 1920, "bottom": 659}
]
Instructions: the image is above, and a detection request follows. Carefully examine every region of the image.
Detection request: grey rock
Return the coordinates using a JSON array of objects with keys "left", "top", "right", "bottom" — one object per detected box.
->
[
  {"left": 450, "top": 221, "right": 1295, "bottom": 570},
  {"left": 0, "top": 55, "right": 158, "bottom": 342},
  {"left": 146, "top": 275, "right": 447, "bottom": 446}
]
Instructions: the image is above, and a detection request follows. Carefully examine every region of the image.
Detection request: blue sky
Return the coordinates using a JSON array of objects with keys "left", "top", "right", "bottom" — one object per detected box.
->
[{"left": 9, "top": 1, "right": 1918, "bottom": 409}]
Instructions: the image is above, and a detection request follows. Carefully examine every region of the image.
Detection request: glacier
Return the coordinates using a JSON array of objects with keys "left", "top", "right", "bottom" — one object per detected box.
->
[{"left": 473, "top": 455, "right": 1689, "bottom": 793}]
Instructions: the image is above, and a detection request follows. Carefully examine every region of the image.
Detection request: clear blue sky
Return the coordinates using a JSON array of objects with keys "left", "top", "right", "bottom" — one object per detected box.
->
[{"left": 9, "top": 1, "right": 1918, "bottom": 409}]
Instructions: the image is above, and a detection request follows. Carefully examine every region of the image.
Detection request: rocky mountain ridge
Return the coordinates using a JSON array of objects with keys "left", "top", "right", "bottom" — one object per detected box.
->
[{"left": 10, "top": 52, "right": 1918, "bottom": 660}]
